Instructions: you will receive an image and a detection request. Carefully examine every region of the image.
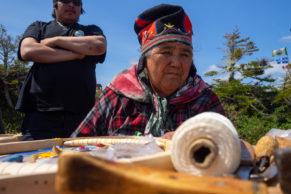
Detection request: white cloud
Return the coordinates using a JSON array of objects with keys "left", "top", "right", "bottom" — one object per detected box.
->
[
  {"left": 203, "top": 64, "right": 229, "bottom": 84},
  {"left": 207, "top": 64, "right": 220, "bottom": 72},
  {"left": 204, "top": 62, "right": 288, "bottom": 85},
  {"left": 129, "top": 58, "right": 139, "bottom": 66},
  {"left": 280, "top": 36, "right": 291, "bottom": 42},
  {"left": 205, "top": 64, "right": 232, "bottom": 80}
]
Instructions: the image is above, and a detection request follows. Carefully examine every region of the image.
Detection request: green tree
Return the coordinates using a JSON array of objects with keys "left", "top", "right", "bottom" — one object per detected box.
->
[
  {"left": 205, "top": 26, "right": 259, "bottom": 82},
  {"left": 205, "top": 28, "right": 291, "bottom": 144},
  {"left": 0, "top": 24, "right": 30, "bottom": 108},
  {"left": 0, "top": 24, "right": 29, "bottom": 133},
  {"left": 274, "top": 63, "right": 291, "bottom": 122},
  {"left": 205, "top": 27, "right": 290, "bottom": 143},
  {"left": 276, "top": 63, "right": 291, "bottom": 104},
  {"left": 205, "top": 27, "right": 275, "bottom": 117},
  {"left": 95, "top": 83, "right": 103, "bottom": 100}
]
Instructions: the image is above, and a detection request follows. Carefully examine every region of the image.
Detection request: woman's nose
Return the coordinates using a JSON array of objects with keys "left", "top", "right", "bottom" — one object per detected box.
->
[{"left": 170, "top": 55, "right": 182, "bottom": 67}]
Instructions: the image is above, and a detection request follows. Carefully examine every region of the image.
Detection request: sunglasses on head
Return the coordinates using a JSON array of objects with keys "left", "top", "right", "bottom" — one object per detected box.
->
[{"left": 58, "top": 0, "right": 81, "bottom": 6}]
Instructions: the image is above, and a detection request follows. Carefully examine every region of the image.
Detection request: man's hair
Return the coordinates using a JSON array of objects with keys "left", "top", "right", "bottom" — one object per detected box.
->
[{"left": 52, "top": 2, "right": 85, "bottom": 18}]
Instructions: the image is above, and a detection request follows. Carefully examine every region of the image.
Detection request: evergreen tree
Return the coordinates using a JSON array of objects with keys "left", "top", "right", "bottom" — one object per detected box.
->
[
  {"left": 205, "top": 27, "right": 290, "bottom": 142},
  {"left": 0, "top": 24, "right": 29, "bottom": 133},
  {"left": 205, "top": 26, "right": 259, "bottom": 82},
  {"left": 205, "top": 27, "right": 275, "bottom": 118},
  {"left": 0, "top": 25, "right": 28, "bottom": 108},
  {"left": 274, "top": 64, "right": 291, "bottom": 122}
]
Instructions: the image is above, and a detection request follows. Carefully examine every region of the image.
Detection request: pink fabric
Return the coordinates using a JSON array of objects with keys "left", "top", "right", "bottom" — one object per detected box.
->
[{"left": 108, "top": 65, "right": 146, "bottom": 101}]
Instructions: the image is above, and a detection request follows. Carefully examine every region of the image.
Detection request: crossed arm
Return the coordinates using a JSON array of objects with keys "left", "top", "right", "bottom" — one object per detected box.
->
[{"left": 20, "top": 35, "right": 107, "bottom": 63}]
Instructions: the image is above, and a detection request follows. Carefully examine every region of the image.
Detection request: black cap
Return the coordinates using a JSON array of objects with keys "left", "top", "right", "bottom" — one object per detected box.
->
[{"left": 134, "top": 4, "right": 193, "bottom": 54}]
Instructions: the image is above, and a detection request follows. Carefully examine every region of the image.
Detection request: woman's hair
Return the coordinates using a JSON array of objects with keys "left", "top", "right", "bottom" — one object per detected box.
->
[
  {"left": 52, "top": 2, "right": 85, "bottom": 18},
  {"left": 137, "top": 50, "right": 150, "bottom": 74}
]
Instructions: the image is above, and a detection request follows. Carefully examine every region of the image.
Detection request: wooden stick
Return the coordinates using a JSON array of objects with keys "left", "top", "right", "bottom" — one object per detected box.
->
[
  {"left": 0, "top": 172, "right": 56, "bottom": 194},
  {"left": 64, "top": 138, "right": 149, "bottom": 146},
  {"left": 0, "top": 134, "right": 22, "bottom": 143},
  {"left": 0, "top": 139, "right": 63, "bottom": 155},
  {"left": 63, "top": 136, "right": 169, "bottom": 150},
  {"left": 0, "top": 162, "right": 57, "bottom": 175},
  {"left": 55, "top": 152, "right": 268, "bottom": 194}
]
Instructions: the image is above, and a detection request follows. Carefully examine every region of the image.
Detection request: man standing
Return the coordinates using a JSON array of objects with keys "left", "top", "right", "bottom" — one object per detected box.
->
[{"left": 16, "top": 0, "right": 107, "bottom": 140}]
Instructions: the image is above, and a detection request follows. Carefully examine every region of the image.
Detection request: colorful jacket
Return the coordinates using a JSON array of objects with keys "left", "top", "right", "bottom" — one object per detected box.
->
[{"left": 71, "top": 64, "right": 225, "bottom": 137}]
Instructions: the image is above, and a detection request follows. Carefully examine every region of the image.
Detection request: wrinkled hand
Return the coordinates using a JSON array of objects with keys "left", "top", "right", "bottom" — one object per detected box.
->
[{"left": 161, "top": 131, "right": 175, "bottom": 140}]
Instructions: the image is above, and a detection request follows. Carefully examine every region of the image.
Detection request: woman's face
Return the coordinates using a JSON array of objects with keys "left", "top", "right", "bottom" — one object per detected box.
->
[{"left": 146, "top": 42, "right": 193, "bottom": 97}]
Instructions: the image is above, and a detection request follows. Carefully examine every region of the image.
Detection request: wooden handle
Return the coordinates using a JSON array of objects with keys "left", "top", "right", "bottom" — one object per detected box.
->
[
  {"left": 255, "top": 136, "right": 278, "bottom": 161},
  {"left": 55, "top": 152, "right": 268, "bottom": 194},
  {"left": 275, "top": 136, "right": 291, "bottom": 148},
  {"left": 255, "top": 136, "right": 291, "bottom": 162}
]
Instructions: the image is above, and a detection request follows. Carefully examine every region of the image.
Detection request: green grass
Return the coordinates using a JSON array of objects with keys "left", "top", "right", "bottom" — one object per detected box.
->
[{"left": 233, "top": 114, "right": 291, "bottom": 144}]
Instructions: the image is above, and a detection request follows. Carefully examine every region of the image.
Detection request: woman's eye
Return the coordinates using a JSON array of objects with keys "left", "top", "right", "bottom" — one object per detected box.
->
[
  {"left": 161, "top": 51, "right": 171, "bottom": 55},
  {"left": 181, "top": 53, "right": 191, "bottom": 58}
]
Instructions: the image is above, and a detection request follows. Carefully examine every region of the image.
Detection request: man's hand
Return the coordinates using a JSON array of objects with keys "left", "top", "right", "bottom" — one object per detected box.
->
[
  {"left": 40, "top": 37, "right": 57, "bottom": 48},
  {"left": 41, "top": 37, "right": 86, "bottom": 60},
  {"left": 20, "top": 37, "right": 85, "bottom": 63},
  {"left": 74, "top": 52, "right": 86, "bottom": 60},
  {"left": 43, "top": 35, "right": 106, "bottom": 56}
]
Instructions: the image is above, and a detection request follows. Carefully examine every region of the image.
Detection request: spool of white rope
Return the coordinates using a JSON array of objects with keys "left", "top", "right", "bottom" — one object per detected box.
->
[{"left": 171, "top": 112, "right": 241, "bottom": 176}]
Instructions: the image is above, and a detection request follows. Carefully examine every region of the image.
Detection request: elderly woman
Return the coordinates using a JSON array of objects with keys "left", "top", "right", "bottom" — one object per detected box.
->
[{"left": 71, "top": 4, "right": 225, "bottom": 139}]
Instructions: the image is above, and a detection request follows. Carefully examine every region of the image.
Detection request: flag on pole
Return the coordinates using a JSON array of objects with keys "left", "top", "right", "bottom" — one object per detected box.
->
[{"left": 272, "top": 47, "right": 288, "bottom": 57}]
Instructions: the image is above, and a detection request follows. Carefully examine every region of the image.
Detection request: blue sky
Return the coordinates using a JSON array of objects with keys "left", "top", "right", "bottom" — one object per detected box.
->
[{"left": 1, "top": 0, "right": 290, "bottom": 87}]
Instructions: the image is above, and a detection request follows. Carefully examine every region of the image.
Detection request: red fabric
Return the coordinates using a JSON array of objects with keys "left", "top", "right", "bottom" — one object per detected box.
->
[
  {"left": 109, "top": 65, "right": 146, "bottom": 101},
  {"left": 70, "top": 64, "right": 225, "bottom": 138}
]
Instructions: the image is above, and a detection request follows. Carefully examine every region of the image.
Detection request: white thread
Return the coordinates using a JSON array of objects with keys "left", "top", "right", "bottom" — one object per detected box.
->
[{"left": 171, "top": 112, "right": 241, "bottom": 176}]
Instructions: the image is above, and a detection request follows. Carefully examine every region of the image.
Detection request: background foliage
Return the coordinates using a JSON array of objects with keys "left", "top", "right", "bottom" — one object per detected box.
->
[
  {"left": 0, "top": 24, "right": 29, "bottom": 134},
  {"left": 205, "top": 27, "right": 291, "bottom": 144}
]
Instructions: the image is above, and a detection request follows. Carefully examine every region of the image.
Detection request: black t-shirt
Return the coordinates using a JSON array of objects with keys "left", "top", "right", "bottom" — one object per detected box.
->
[{"left": 15, "top": 20, "right": 106, "bottom": 114}]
